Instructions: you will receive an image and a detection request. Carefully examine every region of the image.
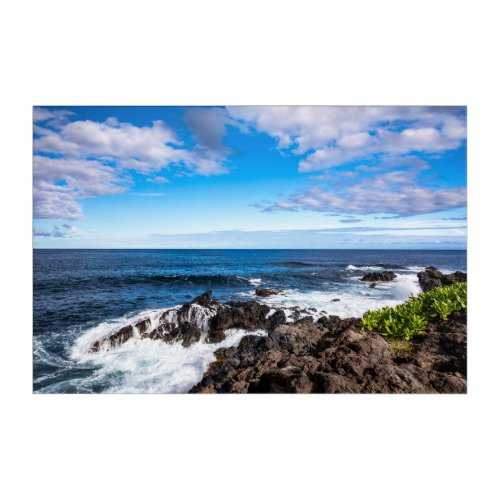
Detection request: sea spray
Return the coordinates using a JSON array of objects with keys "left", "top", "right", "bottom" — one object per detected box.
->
[{"left": 70, "top": 328, "right": 267, "bottom": 393}]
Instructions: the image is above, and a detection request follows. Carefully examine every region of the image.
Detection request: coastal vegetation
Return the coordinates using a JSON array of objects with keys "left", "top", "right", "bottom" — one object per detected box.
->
[{"left": 360, "top": 282, "right": 467, "bottom": 340}]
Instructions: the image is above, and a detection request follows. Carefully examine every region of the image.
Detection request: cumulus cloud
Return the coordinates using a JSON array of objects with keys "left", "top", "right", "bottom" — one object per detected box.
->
[
  {"left": 33, "top": 108, "right": 232, "bottom": 220},
  {"left": 34, "top": 118, "right": 184, "bottom": 172},
  {"left": 241, "top": 109, "right": 468, "bottom": 217},
  {"left": 33, "top": 107, "right": 74, "bottom": 126},
  {"left": 33, "top": 224, "right": 84, "bottom": 238},
  {"left": 228, "top": 106, "right": 466, "bottom": 172},
  {"left": 33, "top": 156, "right": 129, "bottom": 220}
]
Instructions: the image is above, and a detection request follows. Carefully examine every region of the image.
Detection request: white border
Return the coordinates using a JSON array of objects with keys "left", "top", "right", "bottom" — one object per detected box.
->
[{"left": 2, "top": 1, "right": 499, "bottom": 499}]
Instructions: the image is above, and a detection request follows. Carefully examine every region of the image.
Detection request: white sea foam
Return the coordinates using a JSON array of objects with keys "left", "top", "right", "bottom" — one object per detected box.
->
[
  {"left": 71, "top": 303, "right": 221, "bottom": 358},
  {"left": 346, "top": 264, "right": 387, "bottom": 272},
  {"left": 257, "top": 273, "right": 422, "bottom": 319},
  {"left": 248, "top": 278, "right": 262, "bottom": 286},
  {"left": 65, "top": 269, "right": 424, "bottom": 393},
  {"left": 70, "top": 324, "right": 267, "bottom": 394}
]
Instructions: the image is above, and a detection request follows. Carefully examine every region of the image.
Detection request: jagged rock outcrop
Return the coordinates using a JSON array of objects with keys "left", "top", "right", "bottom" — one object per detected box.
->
[
  {"left": 417, "top": 267, "right": 467, "bottom": 292},
  {"left": 89, "top": 325, "right": 135, "bottom": 352},
  {"left": 360, "top": 271, "right": 396, "bottom": 282},
  {"left": 191, "top": 310, "right": 467, "bottom": 394},
  {"left": 87, "top": 267, "right": 467, "bottom": 394},
  {"left": 88, "top": 291, "right": 289, "bottom": 352}
]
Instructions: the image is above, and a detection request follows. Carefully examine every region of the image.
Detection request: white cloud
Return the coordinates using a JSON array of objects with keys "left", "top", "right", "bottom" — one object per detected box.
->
[
  {"left": 33, "top": 224, "right": 84, "bottom": 238},
  {"left": 264, "top": 168, "right": 467, "bottom": 217},
  {"left": 33, "top": 107, "right": 74, "bottom": 126},
  {"left": 33, "top": 108, "right": 231, "bottom": 220},
  {"left": 33, "top": 156, "right": 129, "bottom": 220},
  {"left": 228, "top": 106, "right": 466, "bottom": 172},
  {"left": 34, "top": 119, "right": 184, "bottom": 172},
  {"left": 147, "top": 176, "right": 170, "bottom": 184}
]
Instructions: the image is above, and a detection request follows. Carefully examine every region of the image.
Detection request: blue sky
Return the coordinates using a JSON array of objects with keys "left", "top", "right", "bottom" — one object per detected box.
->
[{"left": 33, "top": 106, "right": 467, "bottom": 249}]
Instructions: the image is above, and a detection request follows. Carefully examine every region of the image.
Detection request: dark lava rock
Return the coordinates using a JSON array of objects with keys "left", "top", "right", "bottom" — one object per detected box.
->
[
  {"left": 89, "top": 325, "right": 134, "bottom": 352},
  {"left": 417, "top": 267, "right": 467, "bottom": 292},
  {"left": 206, "top": 330, "right": 227, "bottom": 344},
  {"left": 255, "top": 288, "right": 283, "bottom": 297},
  {"left": 361, "top": 271, "right": 396, "bottom": 282},
  {"left": 266, "top": 309, "right": 287, "bottom": 332},
  {"left": 331, "top": 298, "right": 341, "bottom": 302},
  {"left": 135, "top": 319, "right": 151, "bottom": 336},
  {"left": 190, "top": 290, "right": 215, "bottom": 307},
  {"left": 191, "top": 309, "right": 467, "bottom": 394},
  {"left": 417, "top": 266, "right": 443, "bottom": 291},
  {"left": 369, "top": 283, "right": 377, "bottom": 288},
  {"left": 169, "top": 322, "right": 201, "bottom": 347},
  {"left": 317, "top": 315, "right": 341, "bottom": 331},
  {"left": 207, "top": 301, "right": 272, "bottom": 343}
]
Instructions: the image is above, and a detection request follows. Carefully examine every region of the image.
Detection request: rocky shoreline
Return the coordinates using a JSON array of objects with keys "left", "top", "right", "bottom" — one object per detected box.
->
[{"left": 89, "top": 267, "right": 467, "bottom": 393}]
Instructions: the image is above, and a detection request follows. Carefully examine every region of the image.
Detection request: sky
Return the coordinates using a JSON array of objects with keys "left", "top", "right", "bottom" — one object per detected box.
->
[{"left": 33, "top": 106, "right": 467, "bottom": 249}]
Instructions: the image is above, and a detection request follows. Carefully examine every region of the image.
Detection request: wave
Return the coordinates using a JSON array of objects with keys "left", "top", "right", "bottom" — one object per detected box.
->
[
  {"left": 346, "top": 264, "right": 409, "bottom": 271},
  {"left": 128, "top": 274, "right": 255, "bottom": 287},
  {"left": 279, "top": 261, "right": 317, "bottom": 267},
  {"left": 255, "top": 273, "right": 421, "bottom": 319},
  {"left": 70, "top": 301, "right": 222, "bottom": 356},
  {"left": 68, "top": 324, "right": 267, "bottom": 394}
]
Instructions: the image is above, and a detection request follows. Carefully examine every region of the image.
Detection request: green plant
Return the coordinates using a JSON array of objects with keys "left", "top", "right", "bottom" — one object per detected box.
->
[{"left": 361, "top": 282, "right": 466, "bottom": 340}]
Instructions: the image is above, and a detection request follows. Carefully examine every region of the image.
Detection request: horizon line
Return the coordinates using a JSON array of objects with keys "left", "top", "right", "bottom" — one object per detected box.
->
[{"left": 33, "top": 247, "right": 467, "bottom": 251}]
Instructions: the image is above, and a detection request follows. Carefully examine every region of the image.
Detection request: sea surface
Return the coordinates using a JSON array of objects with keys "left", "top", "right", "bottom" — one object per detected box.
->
[{"left": 33, "top": 249, "right": 466, "bottom": 393}]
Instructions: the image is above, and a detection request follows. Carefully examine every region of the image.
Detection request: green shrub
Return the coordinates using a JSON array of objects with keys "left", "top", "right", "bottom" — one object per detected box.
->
[{"left": 360, "top": 283, "right": 467, "bottom": 340}]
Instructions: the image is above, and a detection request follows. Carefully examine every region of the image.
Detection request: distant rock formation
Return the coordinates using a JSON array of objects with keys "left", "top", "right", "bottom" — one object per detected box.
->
[
  {"left": 417, "top": 267, "right": 467, "bottom": 292},
  {"left": 255, "top": 288, "right": 283, "bottom": 297},
  {"left": 360, "top": 271, "right": 396, "bottom": 282}
]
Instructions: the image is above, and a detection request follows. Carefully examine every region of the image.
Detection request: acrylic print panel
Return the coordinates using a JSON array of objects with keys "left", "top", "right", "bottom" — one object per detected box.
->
[{"left": 33, "top": 106, "right": 467, "bottom": 394}]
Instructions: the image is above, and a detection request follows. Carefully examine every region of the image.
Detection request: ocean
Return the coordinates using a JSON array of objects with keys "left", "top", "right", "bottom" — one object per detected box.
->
[{"left": 33, "top": 249, "right": 466, "bottom": 393}]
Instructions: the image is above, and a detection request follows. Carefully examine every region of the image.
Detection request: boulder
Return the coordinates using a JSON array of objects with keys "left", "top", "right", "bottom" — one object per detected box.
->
[
  {"left": 190, "top": 290, "right": 215, "bottom": 307},
  {"left": 417, "top": 267, "right": 467, "bottom": 292},
  {"left": 360, "top": 271, "right": 396, "bottom": 282},
  {"left": 255, "top": 288, "right": 283, "bottom": 297},
  {"left": 266, "top": 309, "right": 287, "bottom": 332},
  {"left": 208, "top": 301, "right": 271, "bottom": 338}
]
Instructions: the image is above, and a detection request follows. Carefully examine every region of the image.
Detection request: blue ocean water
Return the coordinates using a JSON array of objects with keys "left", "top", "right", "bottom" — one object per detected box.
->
[{"left": 33, "top": 249, "right": 466, "bottom": 393}]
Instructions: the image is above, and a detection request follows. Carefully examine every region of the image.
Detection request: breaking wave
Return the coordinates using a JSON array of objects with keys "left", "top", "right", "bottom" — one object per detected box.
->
[
  {"left": 254, "top": 273, "right": 421, "bottom": 319},
  {"left": 346, "top": 264, "right": 409, "bottom": 271},
  {"left": 69, "top": 326, "right": 267, "bottom": 394}
]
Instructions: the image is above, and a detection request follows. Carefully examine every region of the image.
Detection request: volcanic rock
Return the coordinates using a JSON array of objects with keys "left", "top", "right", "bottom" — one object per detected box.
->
[
  {"left": 191, "top": 309, "right": 467, "bottom": 394},
  {"left": 89, "top": 325, "right": 134, "bottom": 352},
  {"left": 255, "top": 288, "right": 283, "bottom": 297},
  {"left": 190, "top": 290, "right": 215, "bottom": 307},
  {"left": 360, "top": 271, "right": 396, "bottom": 282},
  {"left": 266, "top": 309, "right": 287, "bottom": 332},
  {"left": 169, "top": 322, "right": 201, "bottom": 347},
  {"left": 417, "top": 267, "right": 467, "bottom": 292}
]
